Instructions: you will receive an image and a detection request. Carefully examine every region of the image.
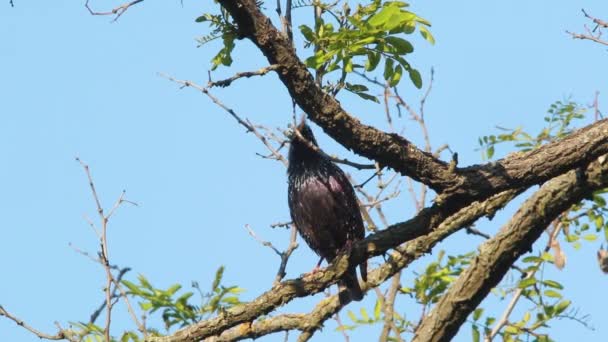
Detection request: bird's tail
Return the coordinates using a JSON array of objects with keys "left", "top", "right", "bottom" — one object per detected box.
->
[
  {"left": 339, "top": 267, "right": 364, "bottom": 302},
  {"left": 360, "top": 260, "right": 368, "bottom": 283}
]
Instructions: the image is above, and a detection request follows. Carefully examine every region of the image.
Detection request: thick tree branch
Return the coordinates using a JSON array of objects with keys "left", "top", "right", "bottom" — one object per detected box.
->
[
  {"left": 147, "top": 186, "right": 521, "bottom": 342},
  {"left": 412, "top": 156, "right": 608, "bottom": 342},
  {"left": 149, "top": 149, "right": 607, "bottom": 341},
  {"left": 216, "top": 0, "right": 608, "bottom": 203},
  {"left": 217, "top": 0, "right": 452, "bottom": 192}
]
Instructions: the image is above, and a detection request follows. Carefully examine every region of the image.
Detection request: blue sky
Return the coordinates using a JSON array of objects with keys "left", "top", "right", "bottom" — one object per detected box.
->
[{"left": 1, "top": 1, "right": 607, "bottom": 341}]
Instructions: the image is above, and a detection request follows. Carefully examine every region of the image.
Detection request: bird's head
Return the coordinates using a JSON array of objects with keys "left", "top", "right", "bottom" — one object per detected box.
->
[
  {"left": 288, "top": 117, "right": 321, "bottom": 170},
  {"left": 292, "top": 117, "right": 318, "bottom": 147}
]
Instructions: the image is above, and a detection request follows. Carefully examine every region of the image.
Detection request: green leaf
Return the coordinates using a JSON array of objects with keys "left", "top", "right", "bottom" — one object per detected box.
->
[
  {"left": 221, "top": 296, "right": 240, "bottom": 304},
  {"left": 544, "top": 289, "right": 562, "bottom": 298},
  {"left": 388, "top": 11, "right": 417, "bottom": 31},
  {"left": 345, "top": 83, "right": 369, "bottom": 92},
  {"left": 383, "top": 58, "right": 394, "bottom": 81},
  {"left": 594, "top": 216, "right": 604, "bottom": 229},
  {"left": 583, "top": 234, "right": 598, "bottom": 242},
  {"left": 360, "top": 307, "right": 370, "bottom": 322},
  {"left": 344, "top": 58, "right": 354, "bottom": 73},
  {"left": 347, "top": 310, "right": 357, "bottom": 323},
  {"left": 385, "top": 36, "right": 414, "bottom": 54},
  {"left": 212, "top": 266, "right": 225, "bottom": 291},
  {"left": 166, "top": 284, "right": 182, "bottom": 296},
  {"left": 139, "top": 302, "right": 153, "bottom": 311},
  {"left": 365, "top": 51, "right": 381, "bottom": 71},
  {"left": 177, "top": 292, "right": 194, "bottom": 303},
  {"left": 368, "top": 5, "right": 400, "bottom": 27},
  {"left": 537, "top": 335, "right": 550, "bottom": 342},
  {"left": 299, "top": 25, "right": 315, "bottom": 42},
  {"left": 542, "top": 280, "right": 563, "bottom": 289},
  {"left": 472, "top": 325, "right": 480, "bottom": 342},
  {"left": 504, "top": 325, "right": 521, "bottom": 334},
  {"left": 374, "top": 299, "right": 382, "bottom": 320},
  {"left": 473, "top": 308, "right": 484, "bottom": 321},
  {"left": 389, "top": 64, "right": 403, "bottom": 86},
  {"left": 541, "top": 252, "right": 554, "bottom": 262},
  {"left": 554, "top": 300, "right": 571, "bottom": 315},
  {"left": 419, "top": 26, "right": 435, "bottom": 44},
  {"left": 355, "top": 92, "right": 380, "bottom": 103},
  {"left": 593, "top": 194, "right": 607, "bottom": 206},
  {"left": 486, "top": 145, "right": 495, "bottom": 159},
  {"left": 565, "top": 234, "right": 579, "bottom": 242},
  {"left": 122, "top": 280, "right": 142, "bottom": 295},
  {"left": 522, "top": 256, "right": 542, "bottom": 263},
  {"left": 408, "top": 68, "right": 422, "bottom": 88},
  {"left": 138, "top": 275, "right": 153, "bottom": 289},
  {"left": 228, "top": 286, "right": 244, "bottom": 294},
  {"left": 518, "top": 278, "right": 537, "bottom": 288}
]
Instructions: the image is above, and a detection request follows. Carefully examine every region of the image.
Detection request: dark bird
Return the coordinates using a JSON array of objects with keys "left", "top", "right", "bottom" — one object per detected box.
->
[{"left": 287, "top": 118, "right": 367, "bottom": 301}]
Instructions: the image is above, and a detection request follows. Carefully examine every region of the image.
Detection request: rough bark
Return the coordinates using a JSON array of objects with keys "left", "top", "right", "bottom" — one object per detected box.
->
[{"left": 413, "top": 157, "right": 608, "bottom": 342}]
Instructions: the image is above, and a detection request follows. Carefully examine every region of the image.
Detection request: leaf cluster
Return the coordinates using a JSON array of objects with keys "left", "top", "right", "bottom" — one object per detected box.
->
[
  {"left": 195, "top": 11, "right": 237, "bottom": 70},
  {"left": 478, "top": 101, "right": 586, "bottom": 160},
  {"left": 300, "top": 0, "right": 433, "bottom": 95}
]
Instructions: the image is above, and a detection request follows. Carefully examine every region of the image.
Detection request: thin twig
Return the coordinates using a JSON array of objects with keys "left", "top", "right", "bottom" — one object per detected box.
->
[
  {"left": 245, "top": 224, "right": 299, "bottom": 285},
  {"left": 161, "top": 73, "right": 290, "bottom": 167},
  {"left": 379, "top": 273, "right": 404, "bottom": 342},
  {"left": 90, "top": 267, "right": 132, "bottom": 324},
  {"left": 567, "top": 10, "right": 608, "bottom": 46},
  {"left": 77, "top": 158, "right": 145, "bottom": 338},
  {"left": 84, "top": 0, "right": 144, "bottom": 21},
  {"left": 270, "top": 221, "right": 293, "bottom": 229},
  {"left": 0, "top": 306, "right": 70, "bottom": 341},
  {"left": 208, "top": 65, "right": 280, "bottom": 88},
  {"left": 582, "top": 8, "right": 608, "bottom": 28}
]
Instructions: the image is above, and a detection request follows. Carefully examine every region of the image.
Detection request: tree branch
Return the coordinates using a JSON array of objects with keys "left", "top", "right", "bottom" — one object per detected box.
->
[
  {"left": 146, "top": 185, "right": 522, "bottom": 342},
  {"left": 412, "top": 156, "right": 608, "bottom": 342},
  {"left": 216, "top": 0, "right": 608, "bottom": 204},
  {"left": 0, "top": 306, "right": 71, "bottom": 341}
]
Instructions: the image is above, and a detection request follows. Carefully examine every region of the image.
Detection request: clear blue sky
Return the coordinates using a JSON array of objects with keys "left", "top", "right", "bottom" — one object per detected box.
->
[{"left": 1, "top": 1, "right": 607, "bottom": 341}]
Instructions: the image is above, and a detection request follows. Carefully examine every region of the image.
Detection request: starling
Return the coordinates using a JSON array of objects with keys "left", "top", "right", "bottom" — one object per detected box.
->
[{"left": 287, "top": 118, "right": 367, "bottom": 301}]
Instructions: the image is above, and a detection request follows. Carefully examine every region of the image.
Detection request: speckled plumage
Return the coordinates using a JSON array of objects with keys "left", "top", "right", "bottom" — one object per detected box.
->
[{"left": 287, "top": 120, "right": 366, "bottom": 301}]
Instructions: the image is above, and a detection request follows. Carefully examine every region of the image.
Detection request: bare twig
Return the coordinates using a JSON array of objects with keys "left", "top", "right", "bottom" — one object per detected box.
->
[
  {"left": 581, "top": 8, "right": 608, "bottom": 28},
  {"left": 245, "top": 224, "right": 299, "bottom": 285},
  {"left": 567, "top": 30, "right": 608, "bottom": 46},
  {"left": 245, "top": 224, "right": 283, "bottom": 256},
  {"left": 567, "top": 10, "right": 608, "bottom": 46},
  {"left": 270, "top": 221, "right": 292, "bottom": 229},
  {"left": 161, "top": 73, "right": 290, "bottom": 167},
  {"left": 76, "top": 158, "right": 145, "bottom": 338},
  {"left": 84, "top": 0, "right": 144, "bottom": 21},
  {"left": 90, "top": 267, "right": 132, "bottom": 324},
  {"left": 379, "top": 273, "right": 404, "bottom": 342},
  {"left": 208, "top": 65, "right": 280, "bottom": 88},
  {"left": 76, "top": 158, "right": 114, "bottom": 342},
  {"left": 591, "top": 91, "right": 602, "bottom": 121},
  {"left": 0, "top": 306, "right": 71, "bottom": 341}
]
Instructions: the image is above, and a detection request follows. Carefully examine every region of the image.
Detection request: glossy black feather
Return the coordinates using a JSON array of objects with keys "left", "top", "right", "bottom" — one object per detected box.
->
[{"left": 287, "top": 120, "right": 366, "bottom": 301}]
